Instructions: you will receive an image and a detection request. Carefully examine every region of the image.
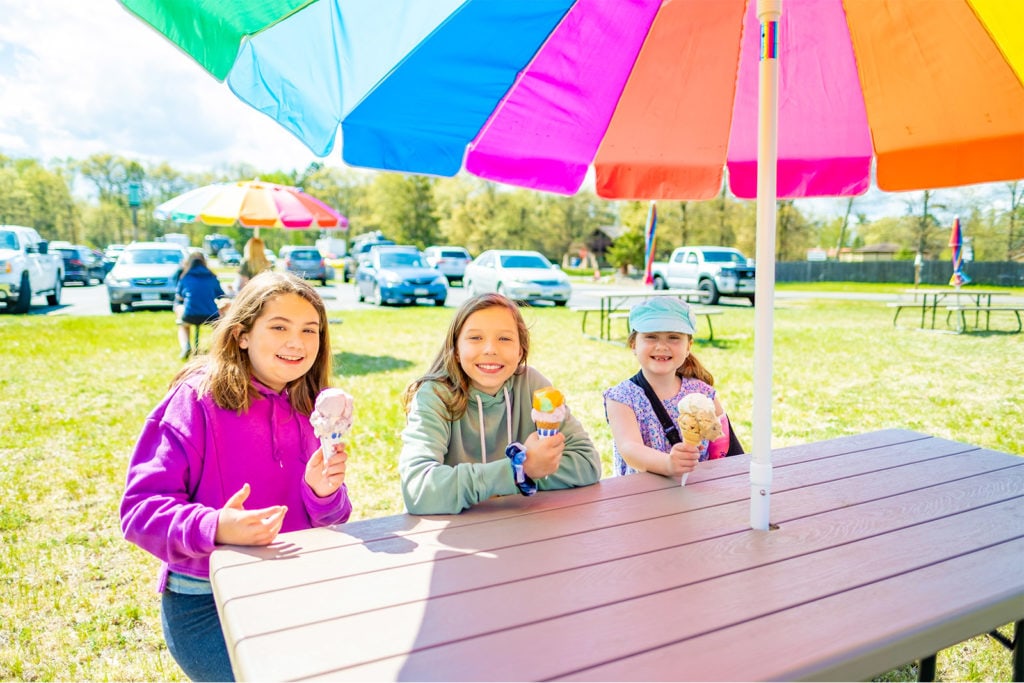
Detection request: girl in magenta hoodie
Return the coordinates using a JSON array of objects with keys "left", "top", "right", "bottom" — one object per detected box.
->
[{"left": 121, "top": 271, "right": 353, "bottom": 681}]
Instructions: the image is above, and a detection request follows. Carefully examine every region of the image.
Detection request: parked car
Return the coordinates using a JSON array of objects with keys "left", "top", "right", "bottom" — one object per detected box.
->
[
  {"left": 282, "top": 247, "right": 328, "bottom": 285},
  {"left": 355, "top": 245, "right": 447, "bottom": 307},
  {"left": 53, "top": 245, "right": 107, "bottom": 286},
  {"left": 464, "top": 249, "right": 571, "bottom": 306},
  {"left": 343, "top": 237, "right": 394, "bottom": 282},
  {"left": 218, "top": 247, "right": 242, "bottom": 266},
  {"left": 0, "top": 225, "right": 63, "bottom": 313},
  {"left": 105, "top": 242, "right": 188, "bottom": 313},
  {"left": 423, "top": 245, "right": 472, "bottom": 285},
  {"left": 103, "top": 244, "right": 126, "bottom": 274}
]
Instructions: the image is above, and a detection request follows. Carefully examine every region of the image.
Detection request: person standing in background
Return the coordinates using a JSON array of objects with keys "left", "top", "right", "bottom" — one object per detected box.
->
[{"left": 235, "top": 237, "right": 273, "bottom": 292}]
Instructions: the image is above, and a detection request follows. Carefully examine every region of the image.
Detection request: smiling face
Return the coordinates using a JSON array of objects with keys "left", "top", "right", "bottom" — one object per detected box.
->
[
  {"left": 238, "top": 293, "right": 321, "bottom": 392},
  {"left": 456, "top": 305, "right": 523, "bottom": 395},
  {"left": 632, "top": 331, "right": 693, "bottom": 378}
]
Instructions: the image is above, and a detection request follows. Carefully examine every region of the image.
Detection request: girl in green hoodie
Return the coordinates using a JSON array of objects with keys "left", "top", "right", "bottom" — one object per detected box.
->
[{"left": 399, "top": 293, "right": 601, "bottom": 514}]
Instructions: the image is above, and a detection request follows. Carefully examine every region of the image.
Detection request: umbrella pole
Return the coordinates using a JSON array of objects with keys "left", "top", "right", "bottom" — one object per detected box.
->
[{"left": 750, "top": 0, "right": 782, "bottom": 531}]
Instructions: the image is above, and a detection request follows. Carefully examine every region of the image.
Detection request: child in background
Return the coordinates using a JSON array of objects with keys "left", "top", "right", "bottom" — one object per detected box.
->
[
  {"left": 604, "top": 297, "right": 733, "bottom": 480},
  {"left": 399, "top": 293, "right": 601, "bottom": 515},
  {"left": 174, "top": 250, "right": 226, "bottom": 358},
  {"left": 120, "top": 271, "right": 352, "bottom": 682}
]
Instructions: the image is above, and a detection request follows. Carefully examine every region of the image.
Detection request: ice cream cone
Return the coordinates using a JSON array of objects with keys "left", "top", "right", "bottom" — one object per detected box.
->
[{"left": 532, "top": 387, "right": 567, "bottom": 438}]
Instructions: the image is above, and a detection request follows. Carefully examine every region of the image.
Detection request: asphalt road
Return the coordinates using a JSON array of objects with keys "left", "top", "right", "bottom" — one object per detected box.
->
[{"left": 19, "top": 278, "right": 955, "bottom": 319}]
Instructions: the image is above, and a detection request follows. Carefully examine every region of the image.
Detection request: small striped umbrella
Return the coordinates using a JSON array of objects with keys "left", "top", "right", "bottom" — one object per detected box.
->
[{"left": 154, "top": 179, "right": 347, "bottom": 237}]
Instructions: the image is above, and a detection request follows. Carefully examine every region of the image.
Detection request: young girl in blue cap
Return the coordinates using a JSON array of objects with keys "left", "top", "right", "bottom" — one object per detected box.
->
[{"left": 603, "top": 297, "right": 733, "bottom": 479}]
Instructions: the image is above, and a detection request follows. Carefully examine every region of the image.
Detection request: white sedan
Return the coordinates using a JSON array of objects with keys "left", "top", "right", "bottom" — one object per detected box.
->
[{"left": 463, "top": 249, "right": 571, "bottom": 306}]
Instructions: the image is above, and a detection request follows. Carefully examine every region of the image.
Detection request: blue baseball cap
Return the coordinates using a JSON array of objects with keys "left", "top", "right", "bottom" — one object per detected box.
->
[{"left": 629, "top": 297, "right": 697, "bottom": 335}]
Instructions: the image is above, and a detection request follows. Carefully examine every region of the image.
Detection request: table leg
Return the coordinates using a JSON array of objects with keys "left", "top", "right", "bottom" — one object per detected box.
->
[{"left": 917, "top": 654, "right": 936, "bottom": 682}]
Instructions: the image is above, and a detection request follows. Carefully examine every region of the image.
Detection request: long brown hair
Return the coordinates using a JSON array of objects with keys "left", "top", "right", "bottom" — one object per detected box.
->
[
  {"left": 627, "top": 331, "right": 715, "bottom": 386},
  {"left": 180, "top": 250, "right": 207, "bottom": 276},
  {"left": 401, "top": 293, "right": 529, "bottom": 420},
  {"left": 173, "top": 271, "right": 331, "bottom": 415}
]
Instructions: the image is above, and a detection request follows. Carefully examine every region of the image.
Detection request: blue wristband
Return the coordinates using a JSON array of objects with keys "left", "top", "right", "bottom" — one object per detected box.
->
[{"left": 505, "top": 442, "right": 537, "bottom": 496}]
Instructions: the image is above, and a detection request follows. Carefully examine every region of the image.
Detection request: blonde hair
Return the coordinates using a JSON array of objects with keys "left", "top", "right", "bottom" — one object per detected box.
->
[
  {"left": 401, "top": 293, "right": 529, "bottom": 420},
  {"left": 242, "top": 237, "right": 272, "bottom": 275},
  {"left": 173, "top": 271, "right": 332, "bottom": 415},
  {"left": 627, "top": 330, "right": 715, "bottom": 386}
]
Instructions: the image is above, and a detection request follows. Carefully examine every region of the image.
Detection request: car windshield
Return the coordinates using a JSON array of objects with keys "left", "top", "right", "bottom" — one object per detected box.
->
[
  {"left": 500, "top": 254, "right": 549, "bottom": 269},
  {"left": 703, "top": 250, "right": 746, "bottom": 264},
  {"left": 123, "top": 249, "right": 183, "bottom": 265},
  {"left": 380, "top": 252, "right": 425, "bottom": 268},
  {"left": 0, "top": 231, "right": 18, "bottom": 250},
  {"left": 290, "top": 250, "right": 319, "bottom": 260}
]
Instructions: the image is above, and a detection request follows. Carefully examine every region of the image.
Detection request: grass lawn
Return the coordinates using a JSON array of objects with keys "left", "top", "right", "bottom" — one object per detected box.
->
[{"left": 0, "top": 292, "right": 1020, "bottom": 680}]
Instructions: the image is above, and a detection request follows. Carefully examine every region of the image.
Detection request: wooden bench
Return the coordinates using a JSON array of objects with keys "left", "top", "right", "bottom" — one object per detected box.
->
[
  {"left": 608, "top": 307, "right": 723, "bottom": 341},
  {"left": 945, "top": 305, "right": 1024, "bottom": 334}
]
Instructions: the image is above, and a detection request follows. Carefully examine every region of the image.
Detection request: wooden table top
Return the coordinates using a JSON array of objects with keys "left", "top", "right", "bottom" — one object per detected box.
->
[{"left": 210, "top": 429, "right": 1024, "bottom": 681}]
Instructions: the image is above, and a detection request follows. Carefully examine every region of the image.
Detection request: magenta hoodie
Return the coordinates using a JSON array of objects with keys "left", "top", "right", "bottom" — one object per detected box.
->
[{"left": 120, "top": 372, "right": 352, "bottom": 590}]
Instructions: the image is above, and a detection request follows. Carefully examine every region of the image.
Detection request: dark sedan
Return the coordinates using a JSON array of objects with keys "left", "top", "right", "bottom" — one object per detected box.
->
[{"left": 54, "top": 245, "right": 106, "bottom": 285}]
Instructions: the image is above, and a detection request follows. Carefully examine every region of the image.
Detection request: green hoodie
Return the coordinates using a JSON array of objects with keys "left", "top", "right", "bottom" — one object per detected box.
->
[{"left": 400, "top": 366, "right": 601, "bottom": 514}]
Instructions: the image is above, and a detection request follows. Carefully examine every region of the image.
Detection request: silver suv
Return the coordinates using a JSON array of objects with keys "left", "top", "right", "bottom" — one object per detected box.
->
[
  {"left": 105, "top": 242, "right": 187, "bottom": 313},
  {"left": 423, "top": 246, "right": 471, "bottom": 284}
]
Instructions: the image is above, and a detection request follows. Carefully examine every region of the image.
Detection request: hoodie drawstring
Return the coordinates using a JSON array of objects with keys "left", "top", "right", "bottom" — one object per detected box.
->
[{"left": 475, "top": 386, "right": 513, "bottom": 463}]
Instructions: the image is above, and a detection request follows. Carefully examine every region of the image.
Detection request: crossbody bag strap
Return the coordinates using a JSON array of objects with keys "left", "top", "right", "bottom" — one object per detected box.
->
[{"left": 629, "top": 371, "right": 682, "bottom": 445}]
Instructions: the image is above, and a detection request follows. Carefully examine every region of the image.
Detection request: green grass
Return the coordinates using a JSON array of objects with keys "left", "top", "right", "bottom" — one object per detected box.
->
[{"left": 1, "top": 295, "right": 1021, "bottom": 681}]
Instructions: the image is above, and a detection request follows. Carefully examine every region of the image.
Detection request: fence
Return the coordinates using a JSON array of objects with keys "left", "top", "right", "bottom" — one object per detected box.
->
[{"left": 775, "top": 260, "right": 1024, "bottom": 287}]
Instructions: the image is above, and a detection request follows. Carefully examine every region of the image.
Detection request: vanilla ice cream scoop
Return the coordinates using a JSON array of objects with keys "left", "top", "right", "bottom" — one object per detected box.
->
[{"left": 676, "top": 392, "right": 721, "bottom": 487}]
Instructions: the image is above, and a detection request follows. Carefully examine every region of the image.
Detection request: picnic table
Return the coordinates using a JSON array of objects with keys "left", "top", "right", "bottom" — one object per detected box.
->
[
  {"left": 210, "top": 429, "right": 1024, "bottom": 682},
  {"left": 889, "top": 288, "right": 1011, "bottom": 331},
  {"left": 574, "top": 288, "right": 702, "bottom": 341}
]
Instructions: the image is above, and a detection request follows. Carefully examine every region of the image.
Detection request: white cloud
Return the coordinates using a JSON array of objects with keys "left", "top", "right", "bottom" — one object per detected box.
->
[{"left": 0, "top": 1, "right": 328, "bottom": 172}]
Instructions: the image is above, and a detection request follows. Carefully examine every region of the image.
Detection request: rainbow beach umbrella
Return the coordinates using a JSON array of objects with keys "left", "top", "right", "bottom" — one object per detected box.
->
[
  {"left": 122, "top": 0, "right": 1024, "bottom": 530},
  {"left": 154, "top": 179, "right": 347, "bottom": 237}
]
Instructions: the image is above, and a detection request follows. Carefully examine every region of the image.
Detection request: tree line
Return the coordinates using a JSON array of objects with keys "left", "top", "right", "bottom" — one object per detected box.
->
[{"left": 1, "top": 152, "right": 1021, "bottom": 268}]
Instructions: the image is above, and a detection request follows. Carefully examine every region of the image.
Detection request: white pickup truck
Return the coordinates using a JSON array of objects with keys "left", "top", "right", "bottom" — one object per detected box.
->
[
  {"left": 0, "top": 225, "right": 64, "bottom": 313},
  {"left": 650, "top": 246, "right": 756, "bottom": 305}
]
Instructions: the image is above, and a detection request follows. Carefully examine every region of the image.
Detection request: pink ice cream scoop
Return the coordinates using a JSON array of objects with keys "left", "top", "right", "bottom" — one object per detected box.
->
[{"left": 310, "top": 388, "right": 354, "bottom": 472}]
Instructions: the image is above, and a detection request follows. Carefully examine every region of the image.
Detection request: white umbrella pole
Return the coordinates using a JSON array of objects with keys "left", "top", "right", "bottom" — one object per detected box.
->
[{"left": 751, "top": 0, "right": 781, "bottom": 531}]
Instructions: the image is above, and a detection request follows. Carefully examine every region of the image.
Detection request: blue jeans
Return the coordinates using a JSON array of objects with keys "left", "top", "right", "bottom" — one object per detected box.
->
[{"left": 161, "top": 590, "right": 234, "bottom": 682}]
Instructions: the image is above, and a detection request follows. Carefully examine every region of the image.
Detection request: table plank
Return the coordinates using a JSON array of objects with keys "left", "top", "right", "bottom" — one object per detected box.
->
[{"left": 566, "top": 538, "right": 1024, "bottom": 682}]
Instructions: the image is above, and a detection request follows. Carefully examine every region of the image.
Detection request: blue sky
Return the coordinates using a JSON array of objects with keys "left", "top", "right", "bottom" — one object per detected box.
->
[{"left": 0, "top": 2, "right": 1007, "bottom": 224}]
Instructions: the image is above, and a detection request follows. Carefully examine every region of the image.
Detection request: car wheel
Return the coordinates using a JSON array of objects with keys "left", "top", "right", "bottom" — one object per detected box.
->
[
  {"left": 698, "top": 279, "right": 720, "bottom": 305},
  {"left": 320, "top": 278, "right": 327, "bottom": 287},
  {"left": 46, "top": 277, "right": 62, "bottom": 306},
  {"left": 372, "top": 285, "right": 385, "bottom": 306},
  {"left": 747, "top": 294, "right": 756, "bottom": 306},
  {"left": 110, "top": 302, "right": 123, "bottom": 313},
  {"left": 11, "top": 273, "right": 31, "bottom": 314},
  {"left": 554, "top": 299, "right": 567, "bottom": 307},
  {"left": 652, "top": 275, "right": 668, "bottom": 290},
  {"left": 434, "top": 298, "right": 446, "bottom": 307}
]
